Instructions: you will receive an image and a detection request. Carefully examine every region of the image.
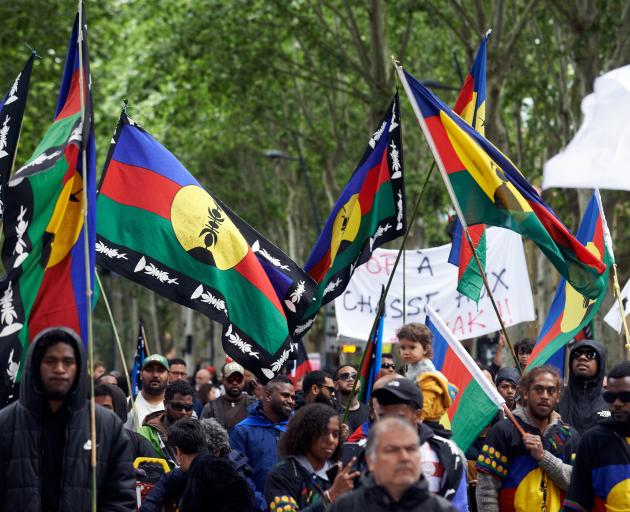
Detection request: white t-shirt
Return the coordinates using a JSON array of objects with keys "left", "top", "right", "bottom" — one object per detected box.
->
[
  {"left": 125, "top": 392, "right": 164, "bottom": 431},
  {"left": 420, "top": 441, "right": 445, "bottom": 494}
]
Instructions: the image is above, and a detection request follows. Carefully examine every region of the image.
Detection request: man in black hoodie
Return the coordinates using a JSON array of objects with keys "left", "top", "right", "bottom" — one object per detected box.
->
[
  {"left": 558, "top": 339, "right": 609, "bottom": 434},
  {"left": 0, "top": 327, "right": 135, "bottom": 511}
]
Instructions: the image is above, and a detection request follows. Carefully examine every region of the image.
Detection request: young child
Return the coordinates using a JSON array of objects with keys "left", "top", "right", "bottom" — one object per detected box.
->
[{"left": 397, "top": 322, "right": 435, "bottom": 381}]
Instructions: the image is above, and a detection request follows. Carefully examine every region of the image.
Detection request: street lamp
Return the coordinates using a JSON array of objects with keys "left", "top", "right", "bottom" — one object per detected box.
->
[{"left": 264, "top": 148, "right": 322, "bottom": 236}]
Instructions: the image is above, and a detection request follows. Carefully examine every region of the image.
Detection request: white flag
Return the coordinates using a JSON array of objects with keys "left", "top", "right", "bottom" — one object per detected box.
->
[
  {"left": 543, "top": 65, "right": 630, "bottom": 191},
  {"left": 604, "top": 277, "right": 630, "bottom": 333}
]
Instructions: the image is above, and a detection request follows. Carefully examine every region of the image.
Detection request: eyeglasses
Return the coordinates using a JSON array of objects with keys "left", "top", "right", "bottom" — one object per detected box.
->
[
  {"left": 381, "top": 363, "right": 396, "bottom": 370},
  {"left": 338, "top": 372, "right": 358, "bottom": 381},
  {"left": 571, "top": 349, "right": 597, "bottom": 360},
  {"left": 169, "top": 401, "right": 194, "bottom": 412},
  {"left": 603, "top": 391, "right": 630, "bottom": 404}
]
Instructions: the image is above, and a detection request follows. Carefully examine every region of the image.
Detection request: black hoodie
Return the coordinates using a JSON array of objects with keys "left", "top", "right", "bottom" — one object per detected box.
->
[
  {"left": 558, "top": 339, "right": 609, "bottom": 434},
  {"left": 0, "top": 327, "right": 136, "bottom": 511}
]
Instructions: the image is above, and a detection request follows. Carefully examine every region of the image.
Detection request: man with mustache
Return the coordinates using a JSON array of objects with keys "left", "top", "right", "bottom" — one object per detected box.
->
[
  {"left": 327, "top": 417, "right": 456, "bottom": 511},
  {"left": 230, "top": 375, "right": 295, "bottom": 495},
  {"left": 562, "top": 361, "right": 630, "bottom": 511},
  {"left": 477, "top": 366, "right": 579, "bottom": 512},
  {"left": 127, "top": 354, "right": 170, "bottom": 430},
  {"left": 302, "top": 370, "right": 336, "bottom": 407}
]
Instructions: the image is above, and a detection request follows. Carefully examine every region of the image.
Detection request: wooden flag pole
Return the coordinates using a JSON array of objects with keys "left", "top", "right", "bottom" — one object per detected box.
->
[
  {"left": 394, "top": 59, "right": 522, "bottom": 374},
  {"left": 342, "top": 161, "right": 435, "bottom": 425},
  {"left": 594, "top": 190, "right": 630, "bottom": 354},
  {"left": 94, "top": 271, "right": 136, "bottom": 411},
  {"left": 76, "top": 2, "right": 97, "bottom": 511},
  {"left": 611, "top": 264, "right": 630, "bottom": 353}
]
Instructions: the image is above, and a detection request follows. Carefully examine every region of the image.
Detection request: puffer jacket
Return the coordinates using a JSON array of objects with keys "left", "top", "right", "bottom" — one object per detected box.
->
[
  {"left": 0, "top": 327, "right": 136, "bottom": 511},
  {"left": 229, "top": 401, "right": 288, "bottom": 494},
  {"left": 558, "top": 339, "right": 609, "bottom": 434}
]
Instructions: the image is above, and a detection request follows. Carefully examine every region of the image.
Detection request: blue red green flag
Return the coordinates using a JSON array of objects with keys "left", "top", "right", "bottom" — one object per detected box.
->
[
  {"left": 448, "top": 33, "right": 489, "bottom": 302},
  {"left": 528, "top": 192, "right": 612, "bottom": 371},
  {"left": 399, "top": 68, "right": 607, "bottom": 300},
  {"left": 427, "top": 304, "right": 505, "bottom": 452},
  {"left": 300, "top": 95, "right": 405, "bottom": 333},
  {"left": 0, "top": 53, "right": 35, "bottom": 218},
  {"left": 96, "top": 113, "right": 316, "bottom": 382},
  {"left": 357, "top": 314, "right": 384, "bottom": 404},
  {"left": 290, "top": 339, "right": 312, "bottom": 386},
  {"left": 0, "top": 8, "right": 96, "bottom": 405}
]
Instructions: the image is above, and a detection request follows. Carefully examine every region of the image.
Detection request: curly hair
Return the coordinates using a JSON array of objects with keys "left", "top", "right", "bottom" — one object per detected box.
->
[
  {"left": 396, "top": 322, "right": 433, "bottom": 359},
  {"left": 518, "top": 365, "right": 561, "bottom": 395},
  {"left": 200, "top": 418, "right": 230, "bottom": 457},
  {"left": 278, "top": 403, "right": 340, "bottom": 459},
  {"left": 165, "top": 380, "right": 194, "bottom": 401}
]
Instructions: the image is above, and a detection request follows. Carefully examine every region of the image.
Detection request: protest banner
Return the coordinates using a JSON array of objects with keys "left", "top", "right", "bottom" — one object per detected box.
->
[{"left": 335, "top": 227, "right": 535, "bottom": 342}]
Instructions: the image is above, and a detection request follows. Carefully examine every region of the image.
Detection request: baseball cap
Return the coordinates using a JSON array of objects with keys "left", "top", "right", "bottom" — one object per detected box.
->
[
  {"left": 372, "top": 377, "right": 423, "bottom": 410},
  {"left": 223, "top": 361, "right": 245, "bottom": 378},
  {"left": 142, "top": 354, "right": 170, "bottom": 371}
]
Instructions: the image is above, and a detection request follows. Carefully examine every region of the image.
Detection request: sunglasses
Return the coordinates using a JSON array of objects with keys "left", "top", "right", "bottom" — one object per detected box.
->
[
  {"left": 381, "top": 363, "right": 396, "bottom": 370},
  {"left": 169, "top": 401, "right": 194, "bottom": 412},
  {"left": 338, "top": 372, "right": 358, "bottom": 381},
  {"left": 319, "top": 385, "right": 335, "bottom": 394},
  {"left": 571, "top": 349, "right": 597, "bottom": 360},
  {"left": 603, "top": 391, "right": 630, "bottom": 404}
]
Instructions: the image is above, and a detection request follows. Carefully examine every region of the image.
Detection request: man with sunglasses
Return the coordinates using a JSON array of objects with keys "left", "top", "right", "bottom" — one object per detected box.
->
[
  {"left": 558, "top": 340, "right": 609, "bottom": 435},
  {"left": 302, "top": 370, "right": 336, "bottom": 407},
  {"left": 563, "top": 361, "right": 630, "bottom": 511},
  {"left": 139, "top": 380, "right": 195, "bottom": 466},
  {"left": 380, "top": 354, "right": 397, "bottom": 376},
  {"left": 334, "top": 365, "right": 370, "bottom": 433}
]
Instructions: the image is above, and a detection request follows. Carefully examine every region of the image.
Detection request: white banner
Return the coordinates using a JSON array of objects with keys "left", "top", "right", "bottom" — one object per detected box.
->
[
  {"left": 543, "top": 65, "right": 630, "bottom": 191},
  {"left": 334, "top": 227, "right": 535, "bottom": 342},
  {"left": 604, "top": 277, "right": 630, "bottom": 333}
]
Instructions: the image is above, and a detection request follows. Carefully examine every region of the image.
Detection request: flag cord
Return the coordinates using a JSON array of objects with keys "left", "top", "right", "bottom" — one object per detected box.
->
[
  {"left": 611, "top": 264, "right": 630, "bottom": 354},
  {"left": 342, "top": 161, "right": 435, "bottom": 424},
  {"left": 94, "top": 271, "right": 136, "bottom": 413},
  {"left": 76, "top": 3, "right": 97, "bottom": 510},
  {"left": 395, "top": 62, "right": 522, "bottom": 375}
]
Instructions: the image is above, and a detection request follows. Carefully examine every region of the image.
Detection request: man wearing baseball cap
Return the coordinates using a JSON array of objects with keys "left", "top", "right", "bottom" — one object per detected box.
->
[
  {"left": 201, "top": 361, "right": 256, "bottom": 431},
  {"left": 127, "top": 354, "right": 170, "bottom": 430},
  {"left": 372, "top": 378, "right": 468, "bottom": 512}
]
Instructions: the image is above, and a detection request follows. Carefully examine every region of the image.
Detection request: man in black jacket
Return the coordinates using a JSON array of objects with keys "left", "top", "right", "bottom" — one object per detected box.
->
[
  {"left": 558, "top": 339, "right": 609, "bottom": 434},
  {"left": 328, "top": 417, "right": 455, "bottom": 511},
  {"left": 0, "top": 327, "right": 135, "bottom": 511}
]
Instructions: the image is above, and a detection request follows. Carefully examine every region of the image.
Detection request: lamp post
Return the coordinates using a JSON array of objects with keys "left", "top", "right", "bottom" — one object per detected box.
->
[{"left": 264, "top": 149, "right": 322, "bottom": 236}]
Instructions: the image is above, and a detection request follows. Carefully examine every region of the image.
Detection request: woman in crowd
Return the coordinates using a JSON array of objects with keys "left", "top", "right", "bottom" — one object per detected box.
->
[{"left": 264, "top": 403, "right": 360, "bottom": 512}]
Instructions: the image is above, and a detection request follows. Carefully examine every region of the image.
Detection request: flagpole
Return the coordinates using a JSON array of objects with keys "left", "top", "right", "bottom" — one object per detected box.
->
[
  {"left": 594, "top": 189, "right": 630, "bottom": 353},
  {"left": 76, "top": 3, "right": 97, "bottom": 510},
  {"left": 342, "top": 161, "right": 435, "bottom": 424},
  {"left": 94, "top": 271, "right": 136, "bottom": 411},
  {"left": 394, "top": 59, "right": 522, "bottom": 374}
]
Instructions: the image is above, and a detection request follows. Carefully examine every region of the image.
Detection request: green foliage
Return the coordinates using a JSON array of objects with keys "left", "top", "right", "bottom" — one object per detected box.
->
[{"left": 1, "top": 0, "right": 629, "bottom": 363}]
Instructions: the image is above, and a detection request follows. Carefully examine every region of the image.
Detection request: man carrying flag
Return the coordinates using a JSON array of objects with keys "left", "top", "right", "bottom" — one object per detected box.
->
[
  {"left": 0, "top": 6, "right": 96, "bottom": 406},
  {"left": 299, "top": 95, "right": 405, "bottom": 333},
  {"left": 396, "top": 65, "right": 607, "bottom": 301},
  {"left": 448, "top": 31, "right": 490, "bottom": 302}
]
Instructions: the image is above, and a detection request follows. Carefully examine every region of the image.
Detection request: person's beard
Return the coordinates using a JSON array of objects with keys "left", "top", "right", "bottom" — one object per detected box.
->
[
  {"left": 314, "top": 393, "right": 333, "bottom": 407},
  {"left": 271, "top": 400, "right": 291, "bottom": 421}
]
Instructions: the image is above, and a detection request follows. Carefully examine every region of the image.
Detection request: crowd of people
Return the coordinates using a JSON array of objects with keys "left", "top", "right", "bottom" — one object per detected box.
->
[{"left": 0, "top": 322, "right": 628, "bottom": 511}]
